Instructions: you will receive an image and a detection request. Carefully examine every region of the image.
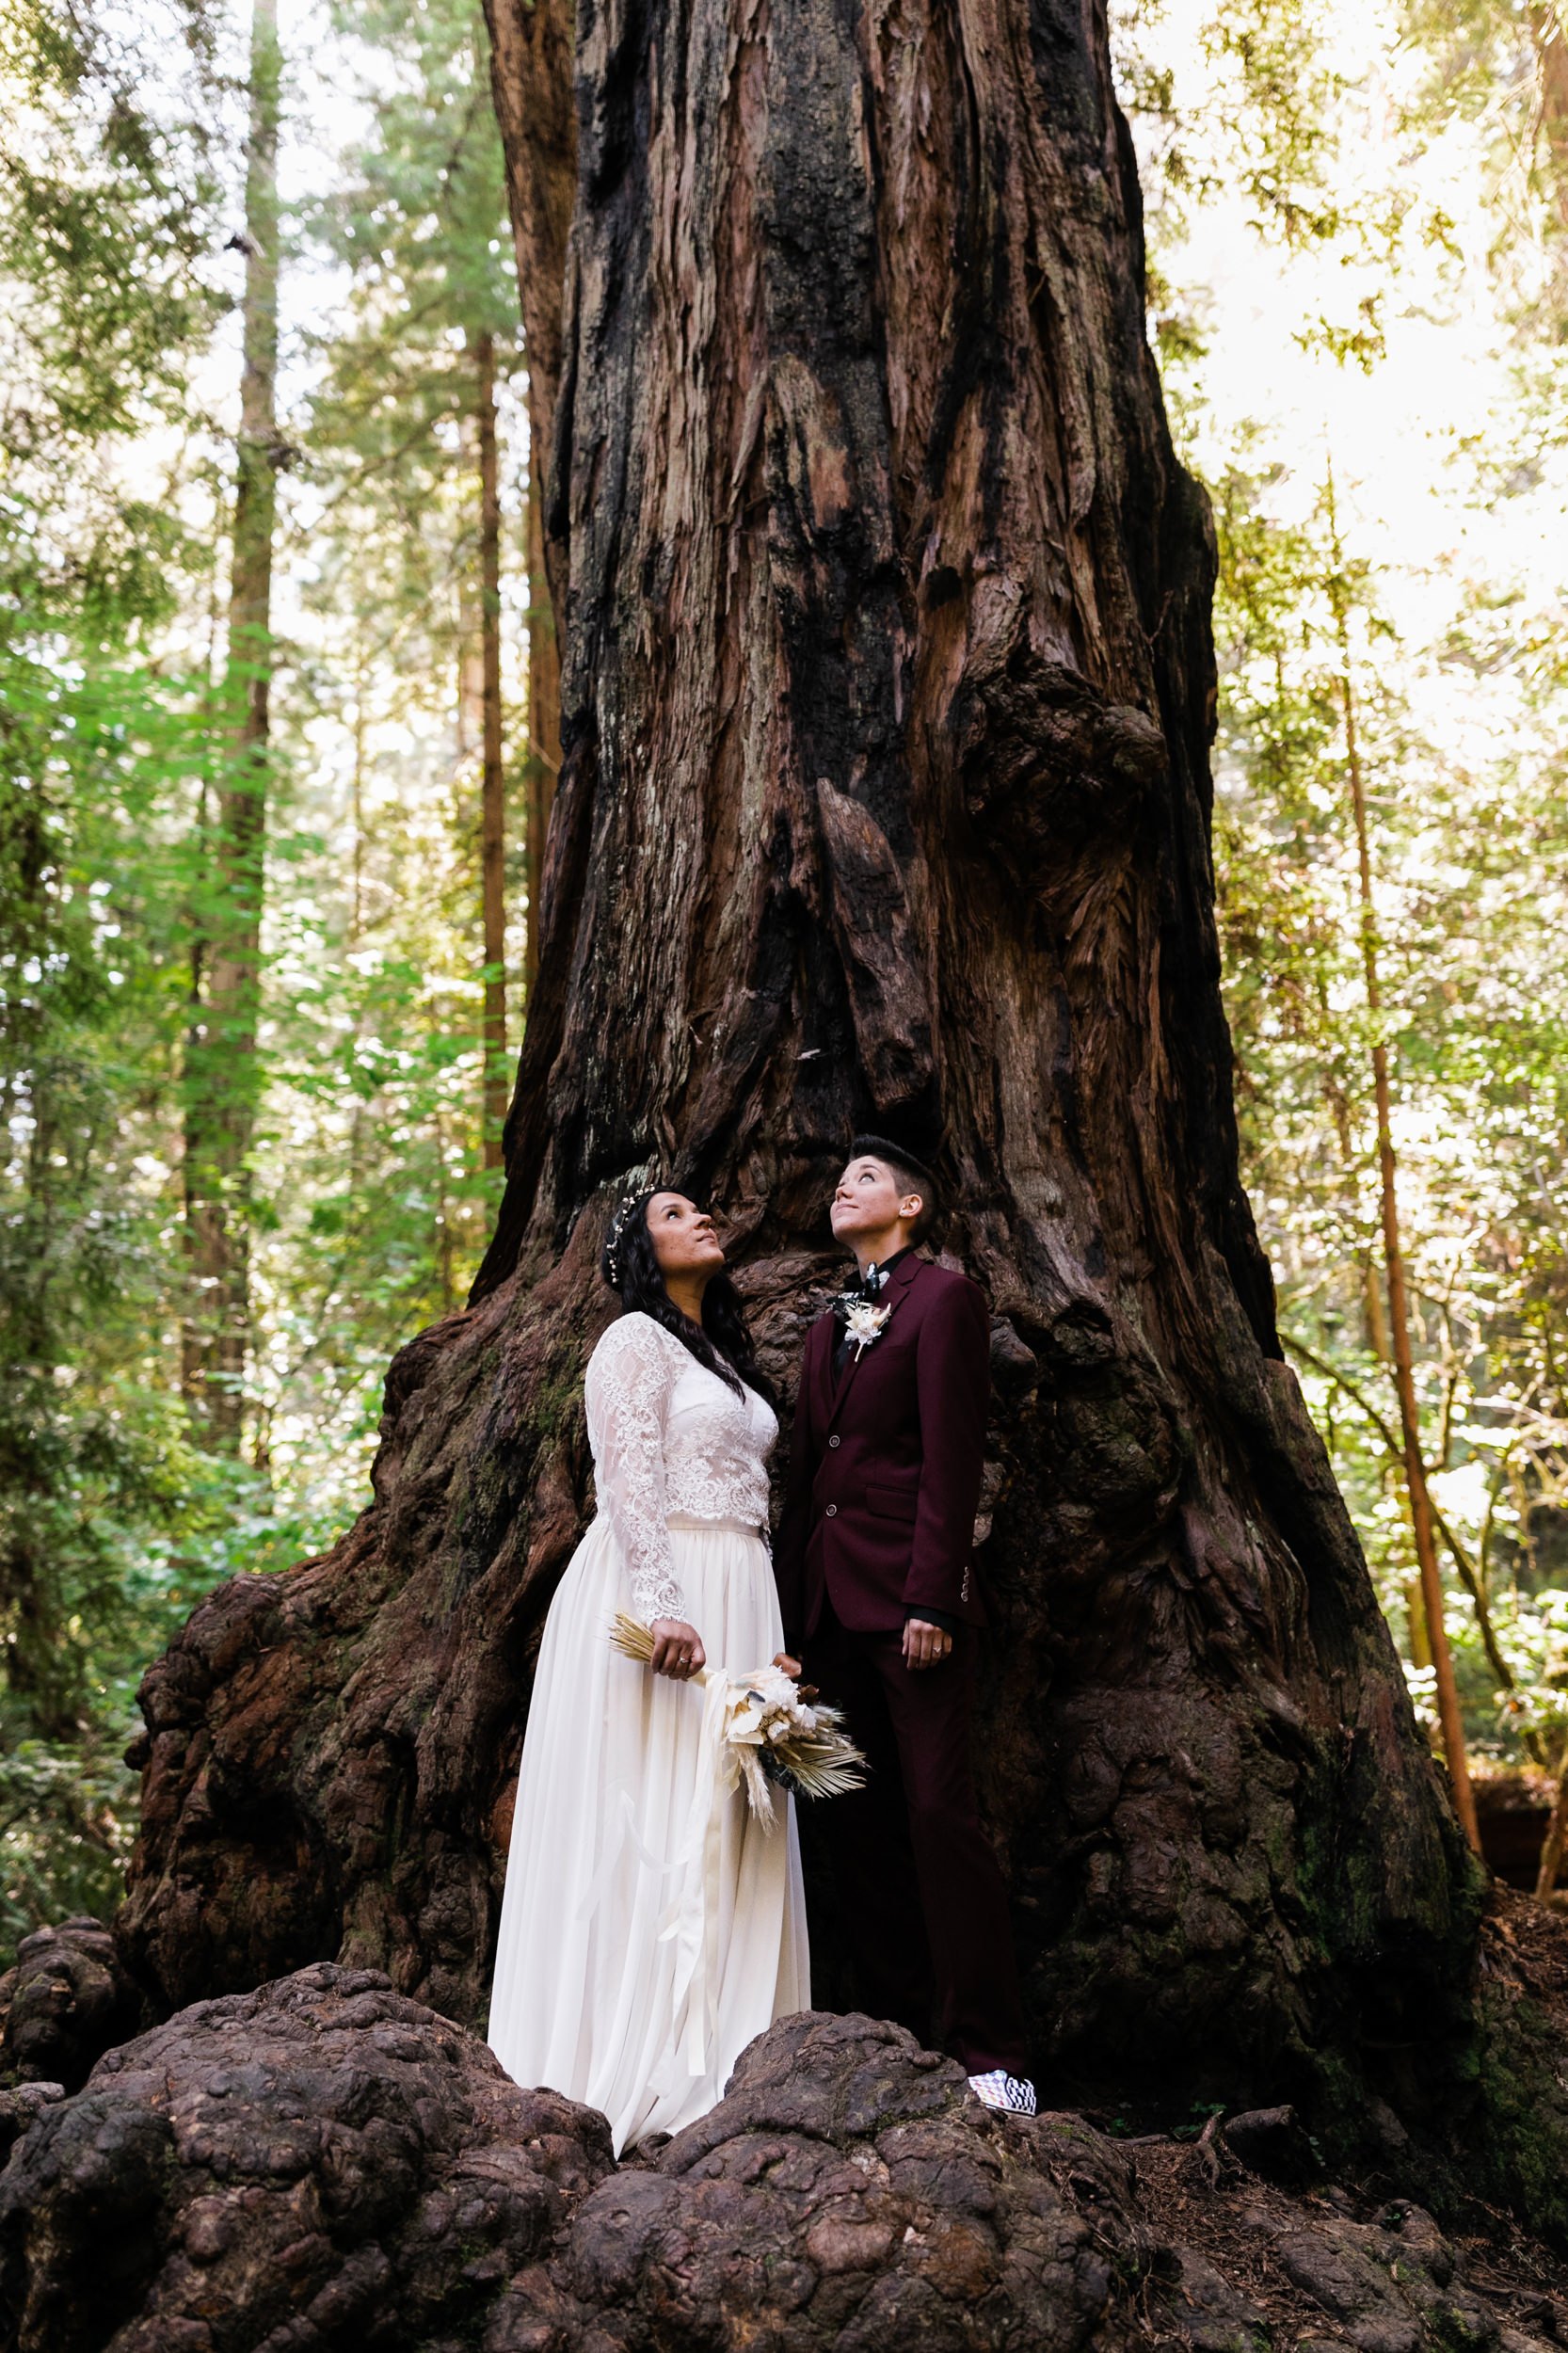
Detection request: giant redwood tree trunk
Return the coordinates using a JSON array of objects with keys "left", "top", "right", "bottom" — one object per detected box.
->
[{"left": 121, "top": 0, "right": 1483, "bottom": 2138}]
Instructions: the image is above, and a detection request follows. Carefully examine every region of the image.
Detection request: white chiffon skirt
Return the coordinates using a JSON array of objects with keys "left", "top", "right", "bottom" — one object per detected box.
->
[{"left": 487, "top": 1513, "right": 810, "bottom": 2153}]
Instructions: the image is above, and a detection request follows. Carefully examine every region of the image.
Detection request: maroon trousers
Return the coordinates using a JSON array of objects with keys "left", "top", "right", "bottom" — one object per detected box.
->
[{"left": 806, "top": 1605, "right": 1029, "bottom": 2079}]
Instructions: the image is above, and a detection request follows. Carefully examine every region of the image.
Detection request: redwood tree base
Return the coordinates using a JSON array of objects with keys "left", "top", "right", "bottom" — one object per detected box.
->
[{"left": 4, "top": 1964, "right": 1568, "bottom": 2353}]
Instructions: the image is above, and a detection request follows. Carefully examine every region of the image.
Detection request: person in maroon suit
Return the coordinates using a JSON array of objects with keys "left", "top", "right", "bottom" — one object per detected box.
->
[{"left": 775, "top": 1138, "right": 1035, "bottom": 2116}]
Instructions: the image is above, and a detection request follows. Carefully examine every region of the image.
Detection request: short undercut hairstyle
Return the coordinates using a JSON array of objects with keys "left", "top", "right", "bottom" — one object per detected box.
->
[{"left": 847, "top": 1133, "right": 942, "bottom": 1244}]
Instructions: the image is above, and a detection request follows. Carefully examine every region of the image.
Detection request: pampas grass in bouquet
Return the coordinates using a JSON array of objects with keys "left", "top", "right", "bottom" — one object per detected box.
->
[{"left": 609, "top": 1612, "right": 867, "bottom": 1827}]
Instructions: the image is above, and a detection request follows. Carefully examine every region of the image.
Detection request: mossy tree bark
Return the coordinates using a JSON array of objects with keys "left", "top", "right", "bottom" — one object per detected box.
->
[{"left": 123, "top": 0, "right": 1483, "bottom": 2137}]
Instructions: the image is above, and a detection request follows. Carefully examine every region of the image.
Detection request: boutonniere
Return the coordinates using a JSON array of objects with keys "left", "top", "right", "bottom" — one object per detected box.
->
[{"left": 837, "top": 1298, "right": 892, "bottom": 1358}]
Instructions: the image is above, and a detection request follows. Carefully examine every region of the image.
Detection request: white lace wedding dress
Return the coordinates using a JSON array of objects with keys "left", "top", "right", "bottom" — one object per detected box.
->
[{"left": 487, "top": 1311, "right": 809, "bottom": 2153}]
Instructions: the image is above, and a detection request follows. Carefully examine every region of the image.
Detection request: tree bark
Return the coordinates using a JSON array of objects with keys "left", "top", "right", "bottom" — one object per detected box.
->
[
  {"left": 523, "top": 423, "right": 559, "bottom": 996},
  {"left": 181, "top": 0, "right": 281, "bottom": 1449},
  {"left": 475, "top": 329, "right": 509, "bottom": 1168},
  {"left": 124, "top": 0, "right": 1483, "bottom": 2137},
  {"left": 482, "top": 0, "right": 569, "bottom": 1000},
  {"left": 481, "top": 0, "right": 574, "bottom": 608}
]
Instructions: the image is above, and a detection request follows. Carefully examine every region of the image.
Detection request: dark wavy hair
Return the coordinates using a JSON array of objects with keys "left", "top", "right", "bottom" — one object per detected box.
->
[{"left": 600, "top": 1190, "right": 776, "bottom": 1406}]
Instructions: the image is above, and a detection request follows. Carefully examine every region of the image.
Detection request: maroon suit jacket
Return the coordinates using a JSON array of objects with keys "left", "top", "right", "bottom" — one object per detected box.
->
[{"left": 775, "top": 1254, "right": 991, "bottom": 1647}]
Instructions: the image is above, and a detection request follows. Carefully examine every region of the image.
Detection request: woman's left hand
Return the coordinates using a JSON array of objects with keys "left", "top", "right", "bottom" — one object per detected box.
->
[{"left": 772, "top": 1651, "right": 802, "bottom": 1678}]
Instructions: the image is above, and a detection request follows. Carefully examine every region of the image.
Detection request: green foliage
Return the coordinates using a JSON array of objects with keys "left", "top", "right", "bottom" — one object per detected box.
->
[
  {"left": 247, "top": 0, "right": 524, "bottom": 1494},
  {"left": 0, "top": 0, "right": 228, "bottom": 1940},
  {"left": 0, "top": 0, "right": 221, "bottom": 456},
  {"left": 300, "top": 0, "right": 518, "bottom": 664},
  {"left": 1128, "top": 0, "right": 1568, "bottom": 1866},
  {"left": 0, "top": 0, "right": 521, "bottom": 1941},
  {"left": 1205, "top": 424, "right": 1568, "bottom": 1751},
  {"left": 1398, "top": 0, "right": 1568, "bottom": 321}
]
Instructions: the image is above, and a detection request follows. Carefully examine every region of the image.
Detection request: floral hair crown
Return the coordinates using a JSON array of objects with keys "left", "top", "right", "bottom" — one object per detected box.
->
[{"left": 604, "top": 1188, "right": 655, "bottom": 1287}]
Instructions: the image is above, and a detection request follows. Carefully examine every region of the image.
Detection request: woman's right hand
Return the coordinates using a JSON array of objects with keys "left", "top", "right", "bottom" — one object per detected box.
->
[{"left": 649, "top": 1618, "right": 706, "bottom": 1680}]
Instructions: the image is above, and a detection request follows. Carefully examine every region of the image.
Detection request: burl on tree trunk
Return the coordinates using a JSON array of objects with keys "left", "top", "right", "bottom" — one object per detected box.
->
[{"left": 120, "top": 0, "right": 1480, "bottom": 2143}]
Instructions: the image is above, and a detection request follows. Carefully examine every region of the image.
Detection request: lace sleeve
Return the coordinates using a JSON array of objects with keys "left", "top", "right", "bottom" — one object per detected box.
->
[{"left": 584, "top": 1316, "right": 687, "bottom": 1625}]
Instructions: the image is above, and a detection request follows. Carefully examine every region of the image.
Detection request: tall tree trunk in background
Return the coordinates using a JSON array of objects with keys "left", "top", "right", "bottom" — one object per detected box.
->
[
  {"left": 457, "top": 534, "right": 484, "bottom": 764},
  {"left": 1323, "top": 1080, "right": 1394, "bottom": 1365},
  {"left": 475, "top": 329, "right": 508, "bottom": 1168},
  {"left": 480, "top": 0, "right": 571, "bottom": 1000},
  {"left": 125, "top": 0, "right": 1490, "bottom": 2167},
  {"left": 1325, "top": 476, "right": 1481, "bottom": 1855},
  {"left": 522, "top": 428, "right": 559, "bottom": 996},
  {"left": 1536, "top": 1753, "right": 1568, "bottom": 1898},
  {"left": 480, "top": 0, "right": 573, "bottom": 560},
  {"left": 182, "top": 0, "right": 280, "bottom": 1449}
]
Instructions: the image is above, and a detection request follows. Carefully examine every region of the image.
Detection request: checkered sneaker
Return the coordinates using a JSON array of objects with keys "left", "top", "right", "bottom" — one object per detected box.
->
[{"left": 968, "top": 2070, "right": 1037, "bottom": 2116}]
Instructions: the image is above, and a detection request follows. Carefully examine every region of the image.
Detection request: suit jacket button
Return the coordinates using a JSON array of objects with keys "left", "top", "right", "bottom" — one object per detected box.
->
[
  {"left": 828, "top": 1435, "right": 840, "bottom": 1449},
  {"left": 824, "top": 1503, "right": 838, "bottom": 1517}
]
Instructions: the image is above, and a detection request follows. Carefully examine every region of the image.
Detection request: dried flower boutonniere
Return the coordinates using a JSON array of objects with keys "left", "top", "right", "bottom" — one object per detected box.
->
[{"left": 839, "top": 1299, "right": 892, "bottom": 1358}]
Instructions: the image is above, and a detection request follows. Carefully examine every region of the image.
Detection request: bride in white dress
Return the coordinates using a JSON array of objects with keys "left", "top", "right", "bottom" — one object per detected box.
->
[{"left": 487, "top": 1188, "right": 809, "bottom": 2153}]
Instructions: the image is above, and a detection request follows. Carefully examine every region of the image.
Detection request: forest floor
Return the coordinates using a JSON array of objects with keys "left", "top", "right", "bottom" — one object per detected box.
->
[
  {"left": 1074, "top": 1884, "right": 1568, "bottom": 2348},
  {"left": 1115, "top": 2124, "right": 1568, "bottom": 2350},
  {"left": 1479, "top": 1881, "right": 1568, "bottom": 2011}
]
